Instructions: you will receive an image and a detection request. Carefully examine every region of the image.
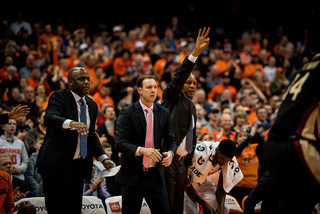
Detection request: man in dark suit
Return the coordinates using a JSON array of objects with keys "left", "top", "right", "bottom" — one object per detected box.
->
[
  {"left": 115, "top": 75, "right": 177, "bottom": 214},
  {"left": 36, "top": 67, "right": 114, "bottom": 214},
  {"left": 161, "top": 27, "right": 210, "bottom": 214}
]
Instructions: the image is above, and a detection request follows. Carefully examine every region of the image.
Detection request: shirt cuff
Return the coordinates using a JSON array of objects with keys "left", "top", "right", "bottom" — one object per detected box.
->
[
  {"left": 135, "top": 146, "right": 141, "bottom": 156},
  {"left": 169, "top": 150, "right": 174, "bottom": 157},
  {"left": 188, "top": 54, "right": 198, "bottom": 63},
  {"left": 98, "top": 154, "right": 109, "bottom": 162},
  {"left": 62, "top": 119, "right": 73, "bottom": 129}
]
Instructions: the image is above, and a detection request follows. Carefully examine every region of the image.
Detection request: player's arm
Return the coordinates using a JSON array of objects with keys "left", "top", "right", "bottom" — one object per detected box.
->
[
  {"left": 216, "top": 170, "right": 226, "bottom": 214},
  {"left": 185, "top": 185, "right": 215, "bottom": 214}
]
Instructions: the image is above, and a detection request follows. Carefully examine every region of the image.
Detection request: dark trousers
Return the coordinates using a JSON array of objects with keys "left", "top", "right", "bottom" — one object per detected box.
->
[
  {"left": 164, "top": 157, "right": 187, "bottom": 214},
  {"left": 120, "top": 167, "right": 170, "bottom": 214},
  {"left": 264, "top": 139, "right": 320, "bottom": 214},
  {"left": 42, "top": 159, "right": 85, "bottom": 214}
]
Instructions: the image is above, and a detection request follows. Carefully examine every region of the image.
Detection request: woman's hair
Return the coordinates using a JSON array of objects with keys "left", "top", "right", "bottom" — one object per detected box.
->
[
  {"left": 233, "top": 110, "right": 247, "bottom": 124},
  {"left": 197, "top": 133, "right": 208, "bottom": 141},
  {"left": 233, "top": 128, "right": 249, "bottom": 144}
]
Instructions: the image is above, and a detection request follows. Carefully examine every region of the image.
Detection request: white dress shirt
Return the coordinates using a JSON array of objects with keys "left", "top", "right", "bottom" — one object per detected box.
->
[{"left": 62, "top": 90, "right": 108, "bottom": 161}]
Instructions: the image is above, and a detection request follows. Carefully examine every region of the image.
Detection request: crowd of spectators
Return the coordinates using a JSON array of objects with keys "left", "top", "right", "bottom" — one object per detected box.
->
[{"left": 0, "top": 10, "right": 313, "bottom": 211}]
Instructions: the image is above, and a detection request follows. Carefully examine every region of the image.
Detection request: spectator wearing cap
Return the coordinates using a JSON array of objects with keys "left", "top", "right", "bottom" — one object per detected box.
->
[
  {"left": 200, "top": 106, "right": 219, "bottom": 136},
  {"left": 177, "top": 40, "right": 190, "bottom": 64},
  {"left": 207, "top": 72, "right": 237, "bottom": 104}
]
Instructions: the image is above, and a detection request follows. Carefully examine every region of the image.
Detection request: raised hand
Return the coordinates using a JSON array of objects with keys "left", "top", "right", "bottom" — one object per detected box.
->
[
  {"left": 191, "top": 27, "right": 210, "bottom": 57},
  {"left": 8, "top": 104, "right": 30, "bottom": 119}
]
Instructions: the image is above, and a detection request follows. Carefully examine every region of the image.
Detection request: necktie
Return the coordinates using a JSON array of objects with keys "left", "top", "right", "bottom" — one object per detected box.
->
[
  {"left": 143, "top": 108, "right": 153, "bottom": 168},
  {"left": 80, "top": 98, "right": 87, "bottom": 159},
  {"left": 186, "top": 116, "right": 193, "bottom": 154}
]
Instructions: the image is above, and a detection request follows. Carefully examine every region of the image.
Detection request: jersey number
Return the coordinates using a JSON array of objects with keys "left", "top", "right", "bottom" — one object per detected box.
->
[
  {"left": 282, "top": 72, "right": 310, "bottom": 101},
  {"left": 11, "top": 154, "right": 17, "bottom": 165}
]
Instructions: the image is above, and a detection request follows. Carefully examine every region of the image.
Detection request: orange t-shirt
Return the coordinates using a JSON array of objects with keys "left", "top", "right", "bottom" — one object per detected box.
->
[
  {"left": 212, "top": 130, "right": 236, "bottom": 141},
  {"left": 122, "top": 40, "right": 137, "bottom": 52},
  {"left": 239, "top": 52, "right": 252, "bottom": 66},
  {"left": 236, "top": 143, "right": 259, "bottom": 188},
  {"left": 153, "top": 58, "right": 167, "bottom": 77},
  {"left": 84, "top": 58, "right": 113, "bottom": 93},
  {"left": 207, "top": 83, "right": 238, "bottom": 103},
  {"left": 242, "top": 63, "right": 265, "bottom": 79},
  {"left": 112, "top": 57, "right": 132, "bottom": 80},
  {"left": 92, "top": 92, "right": 114, "bottom": 111},
  {"left": 247, "top": 109, "right": 258, "bottom": 124},
  {"left": 38, "top": 34, "right": 59, "bottom": 52},
  {"left": 215, "top": 60, "right": 242, "bottom": 76}
]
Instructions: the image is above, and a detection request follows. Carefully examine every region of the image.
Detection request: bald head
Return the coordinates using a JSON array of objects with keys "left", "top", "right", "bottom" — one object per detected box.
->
[{"left": 68, "top": 67, "right": 90, "bottom": 97}]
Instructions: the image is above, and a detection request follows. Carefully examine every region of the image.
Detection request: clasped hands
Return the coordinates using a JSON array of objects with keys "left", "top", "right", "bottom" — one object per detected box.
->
[{"left": 140, "top": 148, "right": 173, "bottom": 167}]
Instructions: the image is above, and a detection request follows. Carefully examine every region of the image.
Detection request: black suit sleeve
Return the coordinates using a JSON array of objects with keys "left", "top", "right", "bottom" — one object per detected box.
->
[
  {"left": 0, "top": 113, "right": 9, "bottom": 124},
  {"left": 115, "top": 107, "right": 138, "bottom": 156},
  {"left": 44, "top": 91, "right": 70, "bottom": 129},
  {"left": 162, "top": 108, "right": 177, "bottom": 155},
  {"left": 162, "top": 56, "right": 196, "bottom": 103}
]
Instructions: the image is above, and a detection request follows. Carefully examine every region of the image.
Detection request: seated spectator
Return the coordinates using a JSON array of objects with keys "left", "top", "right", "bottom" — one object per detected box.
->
[
  {"left": 207, "top": 72, "right": 237, "bottom": 104},
  {"left": 24, "top": 110, "right": 46, "bottom": 156},
  {"left": 231, "top": 110, "right": 250, "bottom": 132},
  {"left": 0, "top": 119, "right": 29, "bottom": 181},
  {"left": 0, "top": 153, "right": 30, "bottom": 199},
  {"left": 96, "top": 102, "right": 110, "bottom": 126},
  {"left": 253, "top": 105, "right": 272, "bottom": 138},
  {"left": 0, "top": 169, "right": 14, "bottom": 214},
  {"left": 92, "top": 83, "right": 114, "bottom": 111},
  {"left": 212, "top": 113, "right": 235, "bottom": 141},
  {"left": 201, "top": 106, "right": 219, "bottom": 136},
  {"left": 112, "top": 49, "right": 132, "bottom": 80},
  {"left": 25, "top": 134, "right": 44, "bottom": 192},
  {"left": 96, "top": 106, "right": 117, "bottom": 162},
  {"left": 83, "top": 164, "right": 111, "bottom": 209}
]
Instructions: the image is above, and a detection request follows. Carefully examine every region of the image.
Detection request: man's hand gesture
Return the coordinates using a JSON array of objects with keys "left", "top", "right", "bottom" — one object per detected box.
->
[
  {"left": 8, "top": 104, "right": 30, "bottom": 119},
  {"left": 191, "top": 27, "right": 210, "bottom": 57}
]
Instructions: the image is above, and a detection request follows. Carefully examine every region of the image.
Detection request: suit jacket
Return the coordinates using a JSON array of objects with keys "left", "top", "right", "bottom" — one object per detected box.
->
[
  {"left": 161, "top": 56, "right": 197, "bottom": 165},
  {"left": 0, "top": 113, "right": 8, "bottom": 124},
  {"left": 36, "top": 89, "right": 106, "bottom": 181},
  {"left": 115, "top": 102, "right": 177, "bottom": 186}
]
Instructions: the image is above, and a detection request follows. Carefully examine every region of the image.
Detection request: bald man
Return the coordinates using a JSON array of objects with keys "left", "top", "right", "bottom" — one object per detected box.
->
[{"left": 37, "top": 67, "right": 114, "bottom": 214}]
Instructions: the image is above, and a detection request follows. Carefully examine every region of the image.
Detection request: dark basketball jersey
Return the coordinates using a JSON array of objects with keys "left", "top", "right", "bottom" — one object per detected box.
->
[{"left": 268, "top": 54, "right": 320, "bottom": 141}]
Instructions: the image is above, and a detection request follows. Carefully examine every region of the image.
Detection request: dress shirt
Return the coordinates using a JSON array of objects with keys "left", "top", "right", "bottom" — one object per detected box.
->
[
  {"left": 62, "top": 90, "right": 108, "bottom": 161},
  {"left": 176, "top": 115, "right": 195, "bottom": 157}
]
